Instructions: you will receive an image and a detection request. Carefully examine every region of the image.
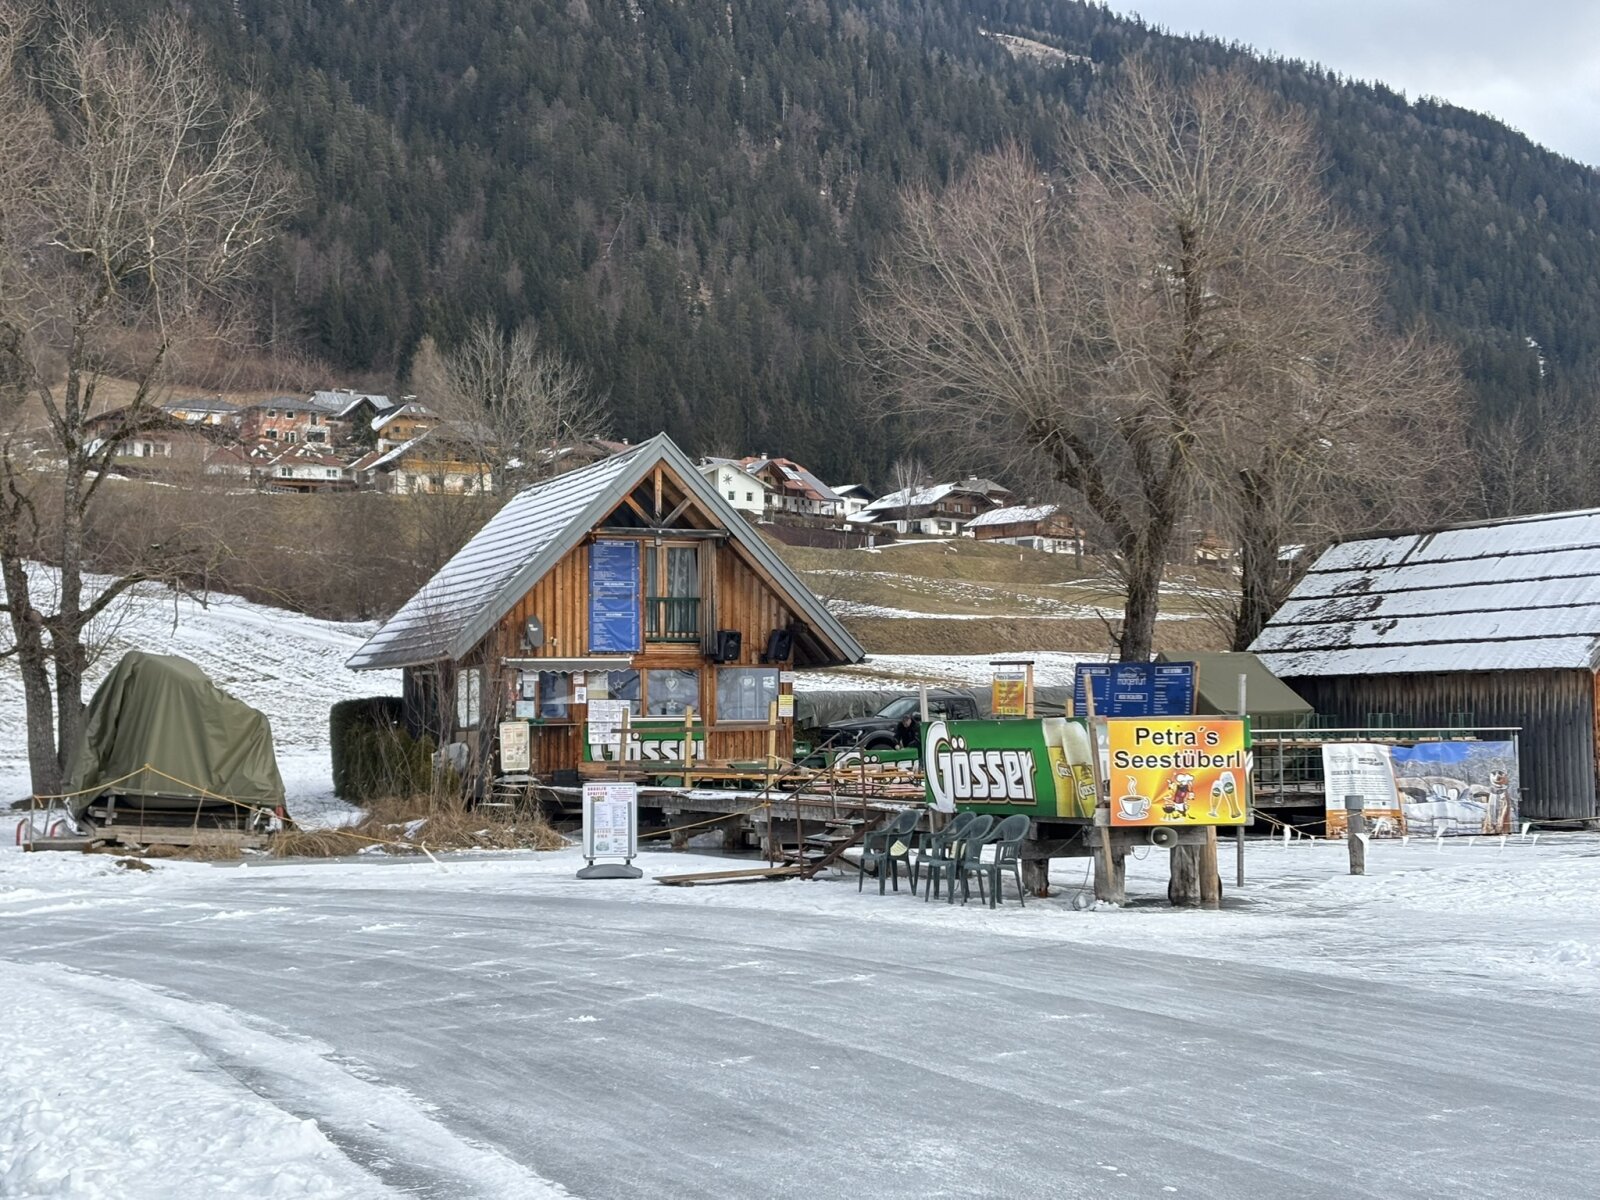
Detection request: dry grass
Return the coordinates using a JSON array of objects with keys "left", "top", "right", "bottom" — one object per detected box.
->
[{"left": 270, "top": 797, "right": 569, "bottom": 858}]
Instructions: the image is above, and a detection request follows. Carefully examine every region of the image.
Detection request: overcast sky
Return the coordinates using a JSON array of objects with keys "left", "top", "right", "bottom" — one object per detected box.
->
[{"left": 1115, "top": 2, "right": 1600, "bottom": 167}]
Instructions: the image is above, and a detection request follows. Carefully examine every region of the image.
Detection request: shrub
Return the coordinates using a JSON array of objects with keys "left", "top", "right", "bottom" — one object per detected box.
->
[{"left": 330, "top": 696, "right": 406, "bottom": 799}]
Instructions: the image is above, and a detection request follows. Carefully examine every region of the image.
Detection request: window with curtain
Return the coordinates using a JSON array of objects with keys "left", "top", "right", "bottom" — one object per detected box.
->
[
  {"left": 646, "top": 669, "right": 700, "bottom": 717},
  {"left": 716, "top": 668, "right": 780, "bottom": 723},
  {"left": 455, "top": 667, "right": 482, "bottom": 729},
  {"left": 591, "top": 669, "right": 642, "bottom": 716},
  {"left": 537, "top": 672, "right": 575, "bottom": 721}
]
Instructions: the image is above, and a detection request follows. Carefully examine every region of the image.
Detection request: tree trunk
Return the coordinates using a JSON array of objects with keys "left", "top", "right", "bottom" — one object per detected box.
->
[
  {"left": 0, "top": 557, "right": 61, "bottom": 796},
  {"left": 1118, "top": 526, "right": 1174, "bottom": 662},
  {"left": 1232, "top": 469, "right": 1284, "bottom": 651}
]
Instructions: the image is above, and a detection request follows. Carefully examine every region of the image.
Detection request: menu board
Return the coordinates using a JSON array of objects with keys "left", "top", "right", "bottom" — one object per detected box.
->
[
  {"left": 1075, "top": 662, "right": 1196, "bottom": 717},
  {"left": 589, "top": 540, "right": 641, "bottom": 653},
  {"left": 583, "top": 781, "right": 638, "bottom": 859}
]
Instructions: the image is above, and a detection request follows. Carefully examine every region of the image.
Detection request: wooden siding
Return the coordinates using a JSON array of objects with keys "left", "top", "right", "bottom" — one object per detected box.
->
[
  {"left": 1286, "top": 669, "right": 1598, "bottom": 821},
  {"left": 453, "top": 534, "right": 799, "bottom": 777}
]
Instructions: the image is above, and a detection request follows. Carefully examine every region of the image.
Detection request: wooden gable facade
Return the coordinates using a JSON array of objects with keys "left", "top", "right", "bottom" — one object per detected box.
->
[{"left": 375, "top": 438, "right": 864, "bottom": 785}]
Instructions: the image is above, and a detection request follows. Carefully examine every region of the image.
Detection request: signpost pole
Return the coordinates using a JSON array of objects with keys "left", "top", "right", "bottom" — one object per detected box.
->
[
  {"left": 1235, "top": 672, "right": 1247, "bottom": 889},
  {"left": 1083, "top": 688, "right": 1122, "bottom": 905},
  {"left": 1346, "top": 795, "right": 1366, "bottom": 875}
]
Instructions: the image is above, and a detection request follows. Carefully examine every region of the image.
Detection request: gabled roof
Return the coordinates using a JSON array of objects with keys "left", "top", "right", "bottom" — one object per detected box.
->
[
  {"left": 313, "top": 389, "right": 394, "bottom": 418},
  {"left": 1251, "top": 507, "right": 1600, "bottom": 676},
  {"left": 739, "top": 457, "right": 841, "bottom": 504},
  {"left": 372, "top": 402, "right": 434, "bottom": 431},
  {"left": 348, "top": 433, "right": 866, "bottom": 671},
  {"left": 966, "top": 503, "right": 1060, "bottom": 529},
  {"left": 163, "top": 397, "right": 238, "bottom": 415}
]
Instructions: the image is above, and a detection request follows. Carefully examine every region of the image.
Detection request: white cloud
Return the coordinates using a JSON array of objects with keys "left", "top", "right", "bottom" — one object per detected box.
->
[{"left": 1115, "top": 1, "right": 1600, "bottom": 166}]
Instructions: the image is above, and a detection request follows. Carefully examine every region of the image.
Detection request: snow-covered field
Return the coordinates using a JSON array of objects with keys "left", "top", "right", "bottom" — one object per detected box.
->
[{"left": 4, "top": 832, "right": 1599, "bottom": 1198}]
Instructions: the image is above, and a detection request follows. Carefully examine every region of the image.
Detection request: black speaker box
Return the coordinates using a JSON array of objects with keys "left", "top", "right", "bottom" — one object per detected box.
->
[
  {"left": 762, "top": 627, "right": 795, "bottom": 663},
  {"left": 713, "top": 629, "right": 742, "bottom": 662}
]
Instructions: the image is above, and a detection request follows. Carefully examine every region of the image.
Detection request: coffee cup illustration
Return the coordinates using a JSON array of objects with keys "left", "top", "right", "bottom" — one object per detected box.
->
[{"left": 1117, "top": 778, "right": 1151, "bottom": 821}]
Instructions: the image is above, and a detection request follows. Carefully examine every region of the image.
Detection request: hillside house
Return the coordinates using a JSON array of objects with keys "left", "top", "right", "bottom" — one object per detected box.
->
[
  {"left": 347, "top": 433, "right": 864, "bottom": 780},
  {"left": 860, "top": 478, "right": 1012, "bottom": 535},
  {"left": 698, "top": 458, "right": 771, "bottom": 517},
  {"left": 738, "top": 456, "right": 843, "bottom": 522},
  {"left": 162, "top": 398, "right": 239, "bottom": 427},
  {"left": 1251, "top": 508, "right": 1600, "bottom": 822},
  {"left": 83, "top": 408, "right": 230, "bottom": 470},
  {"left": 356, "top": 428, "right": 494, "bottom": 494},
  {"left": 264, "top": 444, "right": 353, "bottom": 492},
  {"left": 372, "top": 402, "right": 439, "bottom": 451},
  {"left": 965, "top": 504, "right": 1081, "bottom": 554},
  {"left": 239, "top": 397, "right": 342, "bottom": 446},
  {"left": 315, "top": 389, "right": 394, "bottom": 431},
  {"left": 832, "top": 484, "right": 875, "bottom": 521}
]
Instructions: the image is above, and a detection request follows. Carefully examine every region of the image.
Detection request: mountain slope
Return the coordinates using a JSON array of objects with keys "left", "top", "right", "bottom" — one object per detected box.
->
[{"left": 92, "top": 0, "right": 1600, "bottom": 481}]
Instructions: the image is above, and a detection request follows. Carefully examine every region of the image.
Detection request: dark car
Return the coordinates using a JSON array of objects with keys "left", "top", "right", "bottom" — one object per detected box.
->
[{"left": 816, "top": 690, "right": 982, "bottom": 751}]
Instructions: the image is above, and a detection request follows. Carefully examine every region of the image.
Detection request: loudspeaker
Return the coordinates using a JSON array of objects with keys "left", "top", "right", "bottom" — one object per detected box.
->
[
  {"left": 1148, "top": 826, "right": 1181, "bottom": 848},
  {"left": 761, "top": 627, "right": 795, "bottom": 663},
  {"left": 713, "top": 629, "right": 742, "bottom": 663}
]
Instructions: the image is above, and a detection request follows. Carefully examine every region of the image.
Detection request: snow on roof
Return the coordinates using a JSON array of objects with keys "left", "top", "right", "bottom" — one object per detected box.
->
[
  {"left": 311, "top": 390, "right": 395, "bottom": 418},
  {"left": 348, "top": 434, "right": 865, "bottom": 672},
  {"left": 163, "top": 397, "right": 237, "bottom": 414},
  {"left": 1252, "top": 507, "right": 1600, "bottom": 676},
  {"left": 371, "top": 402, "right": 433, "bottom": 431},
  {"left": 965, "top": 503, "right": 1059, "bottom": 529}
]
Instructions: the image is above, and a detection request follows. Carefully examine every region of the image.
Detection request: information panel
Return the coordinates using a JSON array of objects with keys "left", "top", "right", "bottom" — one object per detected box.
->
[
  {"left": 1075, "top": 662, "right": 1196, "bottom": 717},
  {"left": 582, "top": 780, "right": 639, "bottom": 860},
  {"left": 589, "top": 540, "right": 641, "bottom": 653}
]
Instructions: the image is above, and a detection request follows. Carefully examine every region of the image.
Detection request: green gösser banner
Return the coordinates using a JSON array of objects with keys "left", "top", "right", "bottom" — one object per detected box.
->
[{"left": 921, "top": 718, "right": 1098, "bottom": 819}]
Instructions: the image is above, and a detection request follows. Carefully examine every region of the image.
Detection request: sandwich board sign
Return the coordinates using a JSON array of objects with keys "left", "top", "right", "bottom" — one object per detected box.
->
[{"left": 578, "top": 780, "right": 643, "bottom": 879}]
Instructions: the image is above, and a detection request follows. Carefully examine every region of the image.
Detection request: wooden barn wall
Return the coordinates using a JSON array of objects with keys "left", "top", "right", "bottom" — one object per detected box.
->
[
  {"left": 466, "top": 536, "right": 798, "bottom": 776},
  {"left": 1286, "top": 670, "right": 1597, "bottom": 821}
]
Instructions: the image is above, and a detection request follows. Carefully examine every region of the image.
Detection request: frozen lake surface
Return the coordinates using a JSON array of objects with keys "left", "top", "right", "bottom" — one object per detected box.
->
[{"left": 4, "top": 834, "right": 1600, "bottom": 1198}]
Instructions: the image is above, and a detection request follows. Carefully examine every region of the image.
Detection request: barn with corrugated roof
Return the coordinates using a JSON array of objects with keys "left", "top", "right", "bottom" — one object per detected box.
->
[{"left": 1250, "top": 508, "right": 1600, "bottom": 822}]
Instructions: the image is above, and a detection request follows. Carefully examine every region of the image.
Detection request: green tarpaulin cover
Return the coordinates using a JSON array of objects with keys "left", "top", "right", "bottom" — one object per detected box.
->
[{"left": 65, "top": 651, "right": 286, "bottom": 816}]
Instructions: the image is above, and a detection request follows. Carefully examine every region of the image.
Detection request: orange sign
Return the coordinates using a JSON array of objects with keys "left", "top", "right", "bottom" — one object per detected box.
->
[
  {"left": 1106, "top": 718, "right": 1249, "bottom": 826},
  {"left": 991, "top": 675, "right": 1028, "bottom": 717}
]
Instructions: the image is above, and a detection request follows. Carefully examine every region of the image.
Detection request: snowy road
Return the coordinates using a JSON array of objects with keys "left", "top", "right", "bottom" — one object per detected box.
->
[{"left": 4, "top": 840, "right": 1600, "bottom": 1198}]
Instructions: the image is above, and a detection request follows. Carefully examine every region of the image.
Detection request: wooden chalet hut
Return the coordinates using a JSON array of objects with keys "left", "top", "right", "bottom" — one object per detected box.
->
[
  {"left": 347, "top": 433, "right": 865, "bottom": 780},
  {"left": 1251, "top": 509, "right": 1600, "bottom": 821}
]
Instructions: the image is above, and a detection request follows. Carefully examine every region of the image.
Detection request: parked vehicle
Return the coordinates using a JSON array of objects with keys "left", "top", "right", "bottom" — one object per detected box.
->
[{"left": 815, "top": 689, "right": 982, "bottom": 750}]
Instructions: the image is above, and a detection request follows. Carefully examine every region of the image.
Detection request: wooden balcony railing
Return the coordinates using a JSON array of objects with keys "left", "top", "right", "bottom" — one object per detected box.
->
[{"left": 645, "top": 595, "right": 700, "bottom": 642}]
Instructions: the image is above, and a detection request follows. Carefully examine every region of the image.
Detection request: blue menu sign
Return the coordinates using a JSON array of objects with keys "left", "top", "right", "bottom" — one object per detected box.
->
[
  {"left": 1075, "top": 662, "right": 1196, "bottom": 717},
  {"left": 589, "top": 540, "right": 641, "bottom": 653}
]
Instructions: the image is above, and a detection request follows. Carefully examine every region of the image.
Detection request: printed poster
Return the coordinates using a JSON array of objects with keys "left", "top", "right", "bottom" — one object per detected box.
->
[
  {"left": 1106, "top": 718, "right": 1249, "bottom": 826},
  {"left": 1389, "top": 741, "right": 1519, "bottom": 836},
  {"left": 1321, "top": 743, "right": 1403, "bottom": 837}
]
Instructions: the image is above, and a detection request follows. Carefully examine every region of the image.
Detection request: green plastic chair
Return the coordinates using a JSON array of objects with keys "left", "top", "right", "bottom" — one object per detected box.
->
[
  {"left": 922, "top": 814, "right": 994, "bottom": 903},
  {"left": 857, "top": 809, "right": 923, "bottom": 894},
  {"left": 908, "top": 810, "right": 976, "bottom": 896},
  {"left": 971, "top": 813, "right": 1031, "bottom": 908}
]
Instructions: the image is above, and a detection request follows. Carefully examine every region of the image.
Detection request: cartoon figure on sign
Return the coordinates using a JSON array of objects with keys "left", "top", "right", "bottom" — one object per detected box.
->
[
  {"left": 1156, "top": 772, "right": 1195, "bottom": 821},
  {"left": 1208, "top": 770, "right": 1243, "bottom": 820}
]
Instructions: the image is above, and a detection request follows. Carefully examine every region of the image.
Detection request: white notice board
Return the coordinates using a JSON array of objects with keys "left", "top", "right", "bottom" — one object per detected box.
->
[
  {"left": 582, "top": 780, "right": 638, "bottom": 861},
  {"left": 499, "top": 721, "right": 530, "bottom": 772}
]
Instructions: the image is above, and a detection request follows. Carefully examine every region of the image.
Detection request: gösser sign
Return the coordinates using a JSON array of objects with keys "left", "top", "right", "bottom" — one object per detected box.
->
[{"left": 922, "top": 718, "right": 1098, "bottom": 820}]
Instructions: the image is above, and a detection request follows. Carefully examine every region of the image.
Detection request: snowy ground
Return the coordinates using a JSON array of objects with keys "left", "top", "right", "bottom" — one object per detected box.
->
[{"left": 4, "top": 832, "right": 1599, "bottom": 1198}]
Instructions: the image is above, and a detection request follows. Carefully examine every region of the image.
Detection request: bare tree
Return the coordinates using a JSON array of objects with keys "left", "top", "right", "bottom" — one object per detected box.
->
[
  {"left": 0, "top": 7, "right": 292, "bottom": 793},
  {"left": 418, "top": 316, "right": 607, "bottom": 492},
  {"left": 862, "top": 63, "right": 1465, "bottom": 661}
]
